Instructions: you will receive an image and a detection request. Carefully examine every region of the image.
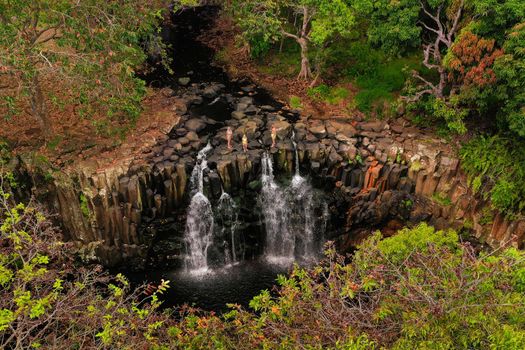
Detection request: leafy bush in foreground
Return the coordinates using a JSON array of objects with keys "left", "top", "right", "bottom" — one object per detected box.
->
[{"left": 2, "top": 177, "right": 525, "bottom": 349}]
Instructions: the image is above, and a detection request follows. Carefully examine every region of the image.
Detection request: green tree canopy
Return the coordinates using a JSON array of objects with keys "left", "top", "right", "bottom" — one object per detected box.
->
[
  {"left": 229, "top": 0, "right": 356, "bottom": 80},
  {"left": 0, "top": 0, "right": 165, "bottom": 139},
  {"left": 492, "top": 23, "right": 525, "bottom": 138}
]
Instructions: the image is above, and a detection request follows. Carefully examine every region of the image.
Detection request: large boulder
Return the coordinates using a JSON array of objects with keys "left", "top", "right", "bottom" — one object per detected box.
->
[
  {"left": 327, "top": 120, "right": 357, "bottom": 138},
  {"left": 309, "top": 124, "right": 327, "bottom": 138},
  {"left": 185, "top": 118, "right": 207, "bottom": 132}
]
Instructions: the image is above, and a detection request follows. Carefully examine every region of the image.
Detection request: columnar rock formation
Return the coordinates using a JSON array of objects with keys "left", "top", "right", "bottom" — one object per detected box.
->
[{"left": 13, "top": 83, "right": 525, "bottom": 266}]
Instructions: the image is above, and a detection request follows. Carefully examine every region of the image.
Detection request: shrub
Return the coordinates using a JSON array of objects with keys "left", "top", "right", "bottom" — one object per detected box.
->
[
  {"left": 308, "top": 84, "right": 350, "bottom": 105},
  {"left": 244, "top": 223, "right": 525, "bottom": 348},
  {"left": 460, "top": 135, "right": 525, "bottom": 214},
  {"left": 289, "top": 95, "right": 303, "bottom": 109}
]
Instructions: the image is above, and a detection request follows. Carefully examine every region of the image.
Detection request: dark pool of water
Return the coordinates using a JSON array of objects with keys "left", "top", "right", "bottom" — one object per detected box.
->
[{"left": 125, "top": 259, "right": 291, "bottom": 312}]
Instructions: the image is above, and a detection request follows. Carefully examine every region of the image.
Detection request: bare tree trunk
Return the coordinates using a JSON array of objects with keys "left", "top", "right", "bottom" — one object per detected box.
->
[
  {"left": 297, "top": 38, "right": 312, "bottom": 80},
  {"left": 405, "top": 0, "right": 465, "bottom": 103},
  {"left": 297, "top": 5, "right": 312, "bottom": 80},
  {"left": 30, "top": 74, "right": 52, "bottom": 139},
  {"left": 281, "top": 5, "right": 313, "bottom": 81}
]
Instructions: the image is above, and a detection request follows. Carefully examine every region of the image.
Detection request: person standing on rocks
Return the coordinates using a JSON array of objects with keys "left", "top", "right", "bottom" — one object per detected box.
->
[
  {"left": 271, "top": 125, "right": 277, "bottom": 148},
  {"left": 242, "top": 133, "right": 248, "bottom": 152},
  {"left": 226, "top": 127, "right": 233, "bottom": 150}
]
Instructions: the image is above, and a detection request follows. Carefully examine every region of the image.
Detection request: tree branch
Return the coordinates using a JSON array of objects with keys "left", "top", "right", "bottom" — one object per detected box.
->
[{"left": 281, "top": 30, "right": 299, "bottom": 41}]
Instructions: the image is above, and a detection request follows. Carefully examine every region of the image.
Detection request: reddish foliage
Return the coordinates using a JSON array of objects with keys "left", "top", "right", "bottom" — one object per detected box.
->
[{"left": 447, "top": 31, "right": 504, "bottom": 88}]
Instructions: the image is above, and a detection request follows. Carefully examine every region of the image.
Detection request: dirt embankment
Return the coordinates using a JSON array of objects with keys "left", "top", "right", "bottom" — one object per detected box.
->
[{"left": 1, "top": 87, "right": 184, "bottom": 169}]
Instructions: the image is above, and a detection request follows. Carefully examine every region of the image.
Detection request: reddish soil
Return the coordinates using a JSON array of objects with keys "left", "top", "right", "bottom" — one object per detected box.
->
[{"left": 0, "top": 87, "right": 180, "bottom": 168}]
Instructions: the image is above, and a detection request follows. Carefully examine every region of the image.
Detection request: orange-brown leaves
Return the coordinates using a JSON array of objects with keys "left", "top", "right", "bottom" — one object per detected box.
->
[{"left": 447, "top": 31, "right": 504, "bottom": 88}]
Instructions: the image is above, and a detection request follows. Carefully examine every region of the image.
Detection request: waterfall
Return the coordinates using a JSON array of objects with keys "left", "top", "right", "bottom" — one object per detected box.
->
[
  {"left": 185, "top": 143, "right": 214, "bottom": 273},
  {"left": 290, "top": 132, "right": 317, "bottom": 261},
  {"left": 217, "top": 191, "right": 241, "bottom": 265},
  {"left": 260, "top": 134, "right": 325, "bottom": 264},
  {"left": 261, "top": 153, "right": 295, "bottom": 263},
  {"left": 189, "top": 143, "right": 213, "bottom": 193},
  {"left": 289, "top": 174, "right": 316, "bottom": 261},
  {"left": 292, "top": 130, "right": 300, "bottom": 176}
]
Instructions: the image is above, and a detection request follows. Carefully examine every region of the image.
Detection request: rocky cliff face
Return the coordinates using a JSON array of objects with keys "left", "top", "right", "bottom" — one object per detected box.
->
[{"left": 14, "top": 82, "right": 525, "bottom": 267}]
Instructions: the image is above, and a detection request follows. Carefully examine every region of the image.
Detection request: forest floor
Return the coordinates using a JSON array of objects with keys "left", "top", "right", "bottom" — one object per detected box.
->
[
  {"left": 200, "top": 15, "right": 363, "bottom": 122},
  {"left": 1, "top": 88, "right": 180, "bottom": 167}
]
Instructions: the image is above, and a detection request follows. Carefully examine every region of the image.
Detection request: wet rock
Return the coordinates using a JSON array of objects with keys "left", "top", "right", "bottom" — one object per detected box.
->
[
  {"left": 185, "top": 118, "right": 206, "bottom": 132},
  {"left": 309, "top": 124, "right": 327, "bottom": 138},
  {"left": 231, "top": 111, "right": 246, "bottom": 120}
]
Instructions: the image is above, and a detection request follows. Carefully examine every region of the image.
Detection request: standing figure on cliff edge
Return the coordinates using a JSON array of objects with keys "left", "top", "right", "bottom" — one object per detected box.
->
[
  {"left": 242, "top": 133, "right": 248, "bottom": 152},
  {"left": 226, "top": 127, "right": 233, "bottom": 150},
  {"left": 271, "top": 125, "right": 277, "bottom": 148}
]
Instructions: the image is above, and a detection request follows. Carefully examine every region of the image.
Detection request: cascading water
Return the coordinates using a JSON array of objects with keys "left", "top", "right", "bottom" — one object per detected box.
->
[
  {"left": 290, "top": 131, "right": 318, "bottom": 261},
  {"left": 185, "top": 144, "right": 214, "bottom": 273},
  {"left": 260, "top": 133, "right": 327, "bottom": 264},
  {"left": 217, "top": 191, "right": 241, "bottom": 265},
  {"left": 260, "top": 153, "right": 295, "bottom": 263}
]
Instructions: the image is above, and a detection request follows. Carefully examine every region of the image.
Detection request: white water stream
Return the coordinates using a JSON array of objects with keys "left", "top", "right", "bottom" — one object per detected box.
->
[{"left": 185, "top": 144, "right": 214, "bottom": 273}]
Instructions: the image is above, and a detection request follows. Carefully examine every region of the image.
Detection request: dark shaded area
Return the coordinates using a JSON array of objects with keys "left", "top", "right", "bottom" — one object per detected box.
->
[
  {"left": 127, "top": 259, "right": 290, "bottom": 313},
  {"left": 142, "top": 6, "right": 228, "bottom": 86},
  {"left": 141, "top": 6, "right": 298, "bottom": 123}
]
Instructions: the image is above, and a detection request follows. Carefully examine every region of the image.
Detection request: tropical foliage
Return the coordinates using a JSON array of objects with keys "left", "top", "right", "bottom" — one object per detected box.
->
[
  {"left": 0, "top": 0, "right": 165, "bottom": 138},
  {"left": 228, "top": 0, "right": 355, "bottom": 79}
]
